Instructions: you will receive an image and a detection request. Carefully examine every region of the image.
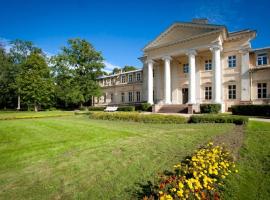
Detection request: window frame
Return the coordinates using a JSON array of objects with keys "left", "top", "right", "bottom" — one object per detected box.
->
[
  {"left": 257, "top": 53, "right": 268, "bottom": 66},
  {"left": 128, "top": 91, "right": 133, "bottom": 102},
  {"left": 205, "top": 86, "right": 212, "bottom": 100},
  {"left": 110, "top": 93, "right": 114, "bottom": 102},
  {"left": 121, "top": 75, "right": 126, "bottom": 83},
  {"left": 228, "top": 85, "right": 236, "bottom": 99},
  {"left": 228, "top": 55, "right": 236, "bottom": 68},
  {"left": 257, "top": 83, "right": 267, "bottom": 99},
  {"left": 204, "top": 60, "right": 212, "bottom": 71},
  {"left": 128, "top": 74, "right": 133, "bottom": 83},
  {"left": 136, "top": 91, "right": 141, "bottom": 102},
  {"left": 136, "top": 72, "right": 141, "bottom": 81},
  {"left": 121, "top": 92, "right": 125, "bottom": 103},
  {"left": 183, "top": 63, "right": 189, "bottom": 73}
]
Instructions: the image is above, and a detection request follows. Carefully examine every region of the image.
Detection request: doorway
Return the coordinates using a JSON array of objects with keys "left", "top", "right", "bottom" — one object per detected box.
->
[{"left": 182, "top": 88, "right": 188, "bottom": 104}]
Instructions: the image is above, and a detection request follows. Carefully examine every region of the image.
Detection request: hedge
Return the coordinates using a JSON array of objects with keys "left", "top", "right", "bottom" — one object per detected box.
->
[
  {"left": 117, "top": 106, "right": 135, "bottom": 112},
  {"left": 200, "top": 104, "right": 221, "bottom": 114},
  {"left": 88, "top": 112, "right": 187, "bottom": 124},
  {"left": 189, "top": 114, "right": 248, "bottom": 125},
  {"left": 88, "top": 106, "right": 106, "bottom": 111},
  {"left": 231, "top": 105, "right": 270, "bottom": 117}
]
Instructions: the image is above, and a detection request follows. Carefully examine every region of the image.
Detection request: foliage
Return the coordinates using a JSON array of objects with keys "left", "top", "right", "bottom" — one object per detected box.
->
[
  {"left": 150, "top": 143, "right": 238, "bottom": 200},
  {"left": 123, "top": 65, "right": 137, "bottom": 72},
  {"left": 231, "top": 105, "right": 270, "bottom": 117},
  {"left": 112, "top": 67, "right": 121, "bottom": 74},
  {"left": 52, "top": 38, "right": 104, "bottom": 107},
  {"left": 88, "top": 112, "right": 187, "bottom": 124},
  {"left": 200, "top": 104, "right": 221, "bottom": 114},
  {"left": 189, "top": 114, "right": 248, "bottom": 125},
  {"left": 140, "top": 102, "right": 152, "bottom": 111},
  {"left": 18, "top": 51, "right": 55, "bottom": 111},
  {"left": 117, "top": 106, "right": 135, "bottom": 111},
  {"left": 88, "top": 106, "right": 106, "bottom": 111}
]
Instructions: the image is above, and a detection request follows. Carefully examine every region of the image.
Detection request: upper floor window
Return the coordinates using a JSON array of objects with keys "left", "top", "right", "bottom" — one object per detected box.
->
[
  {"left": 228, "top": 85, "right": 236, "bottom": 99},
  {"left": 121, "top": 75, "right": 126, "bottom": 83},
  {"left": 205, "top": 60, "right": 212, "bottom": 71},
  {"left": 228, "top": 55, "right": 236, "bottom": 68},
  {"left": 257, "top": 83, "right": 267, "bottom": 98},
  {"left": 257, "top": 53, "right": 268, "bottom": 66},
  {"left": 128, "top": 74, "right": 133, "bottom": 83},
  {"left": 205, "top": 86, "right": 212, "bottom": 100},
  {"left": 128, "top": 91, "right": 133, "bottom": 102},
  {"left": 121, "top": 92, "right": 125, "bottom": 103},
  {"left": 136, "top": 91, "right": 141, "bottom": 102},
  {"left": 136, "top": 72, "right": 141, "bottom": 81},
  {"left": 183, "top": 63, "right": 189, "bottom": 73}
]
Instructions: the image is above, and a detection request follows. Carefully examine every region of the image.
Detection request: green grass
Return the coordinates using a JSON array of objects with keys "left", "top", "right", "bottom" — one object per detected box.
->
[
  {"left": 223, "top": 121, "right": 270, "bottom": 199},
  {"left": 0, "top": 115, "right": 234, "bottom": 199},
  {"left": 0, "top": 111, "right": 74, "bottom": 120}
]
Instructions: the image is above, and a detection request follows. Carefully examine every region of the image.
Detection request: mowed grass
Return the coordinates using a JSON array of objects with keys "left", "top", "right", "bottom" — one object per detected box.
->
[
  {"left": 223, "top": 121, "right": 270, "bottom": 200},
  {"left": 0, "top": 111, "right": 74, "bottom": 120},
  {"left": 0, "top": 114, "right": 234, "bottom": 199}
]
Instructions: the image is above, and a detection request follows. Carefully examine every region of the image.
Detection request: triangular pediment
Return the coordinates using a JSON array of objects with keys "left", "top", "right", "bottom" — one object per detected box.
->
[{"left": 144, "top": 22, "right": 226, "bottom": 51}]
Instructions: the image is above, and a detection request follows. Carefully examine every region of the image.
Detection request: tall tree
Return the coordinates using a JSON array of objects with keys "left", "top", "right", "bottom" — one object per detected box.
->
[
  {"left": 112, "top": 67, "right": 121, "bottom": 74},
  {"left": 18, "top": 51, "right": 54, "bottom": 111},
  {"left": 54, "top": 38, "right": 104, "bottom": 107},
  {"left": 9, "top": 39, "right": 41, "bottom": 110},
  {"left": 122, "top": 65, "right": 137, "bottom": 72}
]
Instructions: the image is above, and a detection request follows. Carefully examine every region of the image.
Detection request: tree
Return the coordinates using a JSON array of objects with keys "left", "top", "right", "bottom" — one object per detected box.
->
[
  {"left": 112, "top": 67, "right": 121, "bottom": 74},
  {"left": 9, "top": 39, "right": 41, "bottom": 110},
  {"left": 18, "top": 51, "right": 54, "bottom": 111},
  {"left": 122, "top": 65, "right": 137, "bottom": 72},
  {"left": 53, "top": 38, "right": 104, "bottom": 107}
]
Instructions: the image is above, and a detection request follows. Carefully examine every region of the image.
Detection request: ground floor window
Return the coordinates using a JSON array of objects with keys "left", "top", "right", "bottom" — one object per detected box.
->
[
  {"left": 205, "top": 86, "right": 212, "bottom": 100},
  {"left": 136, "top": 91, "right": 141, "bottom": 102},
  {"left": 104, "top": 94, "right": 106, "bottom": 103},
  {"left": 128, "top": 92, "right": 133, "bottom": 102},
  {"left": 110, "top": 93, "right": 114, "bottom": 102},
  {"left": 228, "top": 85, "right": 236, "bottom": 99},
  {"left": 121, "top": 92, "right": 125, "bottom": 103},
  {"left": 258, "top": 83, "right": 267, "bottom": 98}
]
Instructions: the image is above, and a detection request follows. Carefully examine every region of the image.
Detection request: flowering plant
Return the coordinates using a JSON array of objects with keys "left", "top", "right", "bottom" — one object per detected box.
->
[{"left": 153, "top": 142, "right": 238, "bottom": 200}]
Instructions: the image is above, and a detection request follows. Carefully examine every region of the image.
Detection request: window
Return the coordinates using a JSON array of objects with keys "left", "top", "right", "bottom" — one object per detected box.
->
[
  {"left": 128, "top": 74, "right": 133, "bottom": 83},
  {"left": 110, "top": 93, "right": 114, "bottom": 102},
  {"left": 205, "top": 60, "right": 212, "bottom": 70},
  {"left": 104, "top": 94, "right": 106, "bottom": 103},
  {"left": 136, "top": 91, "right": 141, "bottom": 102},
  {"left": 121, "top": 92, "right": 125, "bottom": 103},
  {"left": 153, "top": 69, "right": 155, "bottom": 77},
  {"left": 257, "top": 83, "right": 267, "bottom": 98},
  {"left": 128, "top": 92, "right": 133, "bottom": 102},
  {"left": 121, "top": 75, "right": 126, "bottom": 83},
  {"left": 136, "top": 72, "right": 141, "bottom": 81},
  {"left": 228, "top": 55, "right": 236, "bottom": 68},
  {"left": 183, "top": 63, "right": 189, "bottom": 73},
  {"left": 257, "top": 53, "right": 268, "bottom": 66},
  {"left": 228, "top": 85, "right": 236, "bottom": 99},
  {"left": 205, "top": 87, "right": 212, "bottom": 100}
]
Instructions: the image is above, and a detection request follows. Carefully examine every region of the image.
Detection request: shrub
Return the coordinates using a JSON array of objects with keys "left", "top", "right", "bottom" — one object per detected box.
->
[
  {"left": 88, "top": 106, "right": 105, "bottom": 111},
  {"left": 189, "top": 114, "right": 248, "bottom": 125},
  {"left": 117, "top": 106, "right": 135, "bottom": 112},
  {"left": 88, "top": 112, "right": 187, "bottom": 124},
  {"left": 79, "top": 106, "right": 88, "bottom": 111},
  {"left": 200, "top": 104, "right": 221, "bottom": 114},
  {"left": 231, "top": 105, "right": 270, "bottom": 117},
  {"left": 147, "top": 142, "right": 238, "bottom": 200},
  {"left": 140, "top": 102, "right": 152, "bottom": 111}
]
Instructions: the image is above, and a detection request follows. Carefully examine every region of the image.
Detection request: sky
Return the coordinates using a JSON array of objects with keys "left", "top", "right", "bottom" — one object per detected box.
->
[{"left": 1, "top": 0, "right": 269, "bottom": 72}]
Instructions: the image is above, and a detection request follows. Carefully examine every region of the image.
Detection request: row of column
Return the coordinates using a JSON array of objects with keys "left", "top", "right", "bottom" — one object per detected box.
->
[{"left": 146, "top": 45, "right": 222, "bottom": 105}]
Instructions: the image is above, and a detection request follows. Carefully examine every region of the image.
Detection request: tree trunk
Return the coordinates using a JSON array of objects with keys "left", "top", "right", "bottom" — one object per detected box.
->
[
  {"left": 34, "top": 104, "right": 38, "bottom": 112},
  {"left": 17, "top": 95, "right": 21, "bottom": 110}
]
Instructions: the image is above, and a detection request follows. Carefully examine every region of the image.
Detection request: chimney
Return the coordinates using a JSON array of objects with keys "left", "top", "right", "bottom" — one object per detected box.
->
[{"left": 192, "top": 18, "right": 209, "bottom": 24}]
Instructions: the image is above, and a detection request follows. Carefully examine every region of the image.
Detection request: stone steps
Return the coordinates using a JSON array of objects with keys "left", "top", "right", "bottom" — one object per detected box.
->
[{"left": 157, "top": 104, "right": 188, "bottom": 113}]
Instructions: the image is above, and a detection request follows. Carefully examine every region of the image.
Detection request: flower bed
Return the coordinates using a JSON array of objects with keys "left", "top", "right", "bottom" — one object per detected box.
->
[{"left": 144, "top": 142, "right": 238, "bottom": 200}]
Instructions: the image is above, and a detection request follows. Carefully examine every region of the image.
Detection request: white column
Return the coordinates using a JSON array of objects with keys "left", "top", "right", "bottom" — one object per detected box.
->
[
  {"left": 146, "top": 60, "right": 154, "bottom": 104},
  {"left": 240, "top": 48, "right": 251, "bottom": 101},
  {"left": 210, "top": 45, "right": 222, "bottom": 104},
  {"left": 186, "top": 50, "right": 197, "bottom": 104},
  {"left": 163, "top": 56, "right": 172, "bottom": 104}
]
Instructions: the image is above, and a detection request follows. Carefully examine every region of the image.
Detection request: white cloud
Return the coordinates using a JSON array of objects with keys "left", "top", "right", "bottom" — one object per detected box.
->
[{"left": 103, "top": 61, "right": 121, "bottom": 73}]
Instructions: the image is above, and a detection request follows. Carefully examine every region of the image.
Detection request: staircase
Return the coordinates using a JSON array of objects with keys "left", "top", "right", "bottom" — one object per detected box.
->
[{"left": 157, "top": 104, "right": 188, "bottom": 113}]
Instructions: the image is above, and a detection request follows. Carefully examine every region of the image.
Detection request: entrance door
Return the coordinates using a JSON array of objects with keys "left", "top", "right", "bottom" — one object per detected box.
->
[{"left": 182, "top": 88, "right": 188, "bottom": 104}]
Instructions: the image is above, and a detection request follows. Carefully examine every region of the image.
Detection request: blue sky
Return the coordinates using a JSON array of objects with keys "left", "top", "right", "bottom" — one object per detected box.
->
[{"left": 1, "top": 0, "right": 269, "bottom": 71}]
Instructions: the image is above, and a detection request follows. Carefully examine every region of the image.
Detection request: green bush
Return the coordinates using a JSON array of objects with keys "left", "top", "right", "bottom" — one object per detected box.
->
[
  {"left": 189, "top": 114, "right": 248, "bottom": 125},
  {"left": 117, "top": 106, "right": 135, "bottom": 112},
  {"left": 88, "top": 106, "right": 105, "bottom": 111},
  {"left": 88, "top": 112, "right": 187, "bottom": 124},
  {"left": 231, "top": 105, "right": 270, "bottom": 117},
  {"left": 140, "top": 102, "right": 152, "bottom": 111},
  {"left": 200, "top": 104, "right": 221, "bottom": 114}
]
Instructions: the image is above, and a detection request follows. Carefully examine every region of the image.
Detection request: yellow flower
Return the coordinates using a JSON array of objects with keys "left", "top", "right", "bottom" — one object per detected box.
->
[
  {"left": 179, "top": 182, "right": 184, "bottom": 189},
  {"left": 165, "top": 194, "right": 173, "bottom": 200},
  {"left": 177, "top": 189, "right": 184, "bottom": 197}
]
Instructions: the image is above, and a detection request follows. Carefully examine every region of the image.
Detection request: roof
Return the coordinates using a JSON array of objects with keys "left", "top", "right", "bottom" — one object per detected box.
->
[
  {"left": 98, "top": 69, "right": 143, "bottom": 79},
  {"left": 250, "top": 46, "right": 270, "bottom": 52}
]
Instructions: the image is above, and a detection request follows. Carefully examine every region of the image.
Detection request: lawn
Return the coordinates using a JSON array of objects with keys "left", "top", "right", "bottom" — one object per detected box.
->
[{"left": 0, "top": 114, "right": 234, "bottom": 200}]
